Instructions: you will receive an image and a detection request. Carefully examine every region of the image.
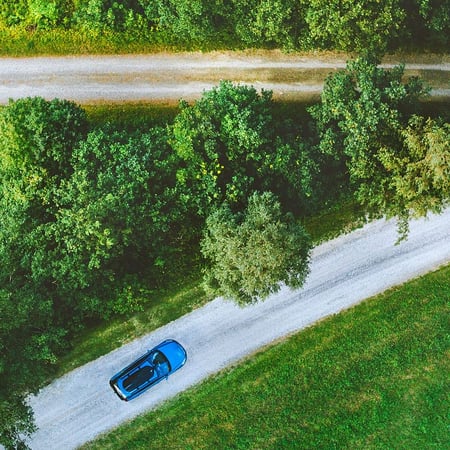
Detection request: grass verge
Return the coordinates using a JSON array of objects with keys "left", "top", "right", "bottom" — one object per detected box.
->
[
  {"left": 83, "top": 264, "right": 450, "bottom": 449},
  {"left": 0, "top": 26, "right": 244, "bottom": 56},
  {"left": 0, "top": 27, "right": 173, "bottom": 56},
  {"left": 56, "top": 279, "right": 209, "bottom": 377}
]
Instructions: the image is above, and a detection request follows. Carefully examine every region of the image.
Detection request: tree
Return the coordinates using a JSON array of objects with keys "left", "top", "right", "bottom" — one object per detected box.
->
[
  {"left": 0, "top": 393, "right": 36, "bottom": 450},
  {"left": 49, "top": 126, "right": 184, "bottom": 318},
  {"left": 170, "top": 81, "right": 273, "bottom": 211},
  {"left": 309, "top": 58, "right": 449, "bottom": 239},
  {"left": 231, "top": 0, "right": 302, "bottom": 48},
  {"left": 201, "top": 192, "right": 311, "bottom": 305},
  {"left": 0, "top": 97, "right": 88, "bottom": 179},
  {"left": 380, "top": 116, "right": 450, "bottom": 231},
  {"left": 74, "top": 0, "right": 150, "bottom": 32},
  {"left": 155, "top": 0, "right": 231, "bottom": 42},
  {"left": 170, "top": 80, "right": 317, "bottom": 215},
  {"left": 304, "top": 0, "right": 405, "bottom": 55}
]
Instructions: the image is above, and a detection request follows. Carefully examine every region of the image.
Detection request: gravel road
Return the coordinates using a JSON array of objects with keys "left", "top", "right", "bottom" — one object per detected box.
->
[
  {"left": 25, "top": 208, "right": 450, "bottom": 450},
  {"left": 1, "top": 52, "right": 449, "bottom": 103}
]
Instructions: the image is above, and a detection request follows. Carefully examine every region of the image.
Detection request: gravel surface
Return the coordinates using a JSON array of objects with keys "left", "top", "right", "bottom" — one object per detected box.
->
[
  {"left": 25, "top": 208, "right": 450, "bottom": 450},
  {"left": 1, "top": 52, "right": 449, "bottom": 103}
]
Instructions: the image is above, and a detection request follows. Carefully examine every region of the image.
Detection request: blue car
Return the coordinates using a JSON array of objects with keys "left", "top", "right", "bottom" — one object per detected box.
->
[{"left": 109, "top": 339, "right": 187, "bottom": 401}]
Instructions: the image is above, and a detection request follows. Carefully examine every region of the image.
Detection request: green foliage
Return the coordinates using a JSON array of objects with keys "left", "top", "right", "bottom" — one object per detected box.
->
[
  {"left": 49, "top": 126, "right": 184, "bottom": 318},
  {"left": 0, "top": 0, "right": 448, "bottom": 51},
  {"left": 385, "top": 116, "right": 450, "bottom": 217},
  {"left": 0, "top": 97, "right": 89, "bottom": 449},
  {"left": 28, "top": 0, "right": 74, "bottom": 29},
  {"left": 171, "top": 81, "right": 273, "bottom": 211},
  {"left": 0, "top": 98, "right": 186, "bottom": 446},
  {"left": 171, "top": 81, "right": 317, "bottom": 215},
  {"left": 309, "top": 58, "right": 441, "bottom": 238},
  {"left": 201, "top": 192, "right": 311, "bottom": 305},
  {"left": 231, "top": 0, "right": 302, "bottom": 48},
  {"left": 417, "top": 0, "right": 450, "bottom": 31},
  {"left": 0, "top": 0, "right": 73, "bottom": 29},
  {"left": 155, "top": 0, "right": 231, "bottom": 42},
  {"left": 74, "top": 0, "right": 151, "bottom": 32},
  {"left": 0, "top": 0, "right": 29, "bottom": 26},
  {"left": 304, "top": 0, "right": 405, "bottom": 55},
  {"left": 0, "top": 97, "right": 87, "bottom": 179},
  {"left": 0, "top": 394, "right": 36, "bottom": 450}
]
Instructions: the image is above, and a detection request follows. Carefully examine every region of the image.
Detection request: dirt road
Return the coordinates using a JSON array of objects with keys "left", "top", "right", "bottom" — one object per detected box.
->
[
  {"left": 1, "top": 51, "right": 449, "bottom": 104},
  {"left": 26, "top": 208, "right": 450, "bottom": 449}
]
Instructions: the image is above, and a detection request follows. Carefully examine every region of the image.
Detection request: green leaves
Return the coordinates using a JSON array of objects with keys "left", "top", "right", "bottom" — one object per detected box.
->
[
  {"left": 0, "top": 394, "right": 36, "bottom": 450},
  {"left": 0, "top": 0, "right": 448, "bottom": 51},
  {"left": 392, "top": 116, "right": 450, "bottom": 217},
  {"left": 201, "top": 192, "right": 312, "bottom": 305},
  {"left": 0, "top": 97, "right": 88, "bottom": 180},
  {"left": 311, "top": 57, "right": 447, "bottom": 239},
  {"left": 171, "top": 81, "right": 273, "bottom": 210},
  {"left": 156, "top": 0, "right": 230, "bottom": 42},
  {"left": 231, "top": 0, "right": 300, "bottom": 48},
  {"left": 170, "top": 81, "right": 317, "bottom": 215},
  {"left": 304, "top": 0, "right": 405, "bottom": 55}
]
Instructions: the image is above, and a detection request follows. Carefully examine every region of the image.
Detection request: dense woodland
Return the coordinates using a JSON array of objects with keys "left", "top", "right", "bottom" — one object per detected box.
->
[
  {"left": 1, "top": 58, "right": 449, "bottom": 447},
  {"left": 0, "top": 0, "right": 449, "bottom": 53}
]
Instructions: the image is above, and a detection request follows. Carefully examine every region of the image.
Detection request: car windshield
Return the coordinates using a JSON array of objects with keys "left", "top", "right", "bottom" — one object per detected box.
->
[
  {"left": 123, "top": 365, "right": 154, "bottom": 391},
  {"left": 151, "top": 350, "right": 171, "bottom": 375}
]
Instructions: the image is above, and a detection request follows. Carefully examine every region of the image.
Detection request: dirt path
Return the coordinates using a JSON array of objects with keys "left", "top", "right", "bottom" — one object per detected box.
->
[
  {"left": 1, "top": 51, "right": 449, "bottom": 104},
  {"left": 25, "top": 208, "right": 450, "bottom": 449}
]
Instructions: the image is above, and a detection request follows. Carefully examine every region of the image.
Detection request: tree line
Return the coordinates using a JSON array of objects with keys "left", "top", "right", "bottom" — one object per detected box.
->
[
  {"left": 1, "top": 0, "right": 449, "bottom": 53},
  {"left": 0, "top": 59, "right": 449, "bottom": 448}
]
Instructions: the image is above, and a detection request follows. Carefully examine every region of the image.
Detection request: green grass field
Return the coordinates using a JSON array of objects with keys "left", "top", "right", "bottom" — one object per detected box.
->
[{"left": 83, "top": 264, "right": 450, "bottom": 449}]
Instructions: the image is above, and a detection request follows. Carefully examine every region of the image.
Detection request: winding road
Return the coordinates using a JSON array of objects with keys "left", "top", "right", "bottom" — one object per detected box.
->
[
  {"left": 26, "top": 209, "right": 450, "bottom": 449},
  {"left": 1, "top": 51, "right": 449, "bottom": 103}
]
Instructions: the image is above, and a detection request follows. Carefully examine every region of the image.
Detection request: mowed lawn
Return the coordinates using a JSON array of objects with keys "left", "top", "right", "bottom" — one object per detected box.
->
[{"left": 84, "top": 264, "right": 449, "bottom": 449}]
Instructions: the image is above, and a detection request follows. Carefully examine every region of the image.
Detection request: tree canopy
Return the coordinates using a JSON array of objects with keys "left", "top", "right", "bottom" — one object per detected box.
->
[
  {"left": 0, "top": 99, "right": 184, "bottom": 448},
  {"left": 170, "top": 80, "right": 317, "bottom": 215},
  {"left": 0, "top": 97, "right": 88, "bottom": 449},
  {"left": 310, "top": 58, "right": 449, "bottom": 238},
  {"left": 201, "top": 192, "right": 312, "bottom": 305}
]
